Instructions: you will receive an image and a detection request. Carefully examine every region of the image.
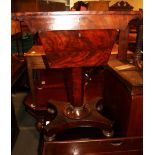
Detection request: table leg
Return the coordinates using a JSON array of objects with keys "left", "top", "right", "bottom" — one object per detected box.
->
[
  {"left": 64, "top": 67, "right": 90, "bottom": 119},
  {"left": 117, "top": 26, "right": 129, "bottom": 61}
]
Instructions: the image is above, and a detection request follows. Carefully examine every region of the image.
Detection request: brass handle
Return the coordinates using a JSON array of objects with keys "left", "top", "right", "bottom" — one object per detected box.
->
[{"left": 110, "top": 141, "right": 123, "bottom": 146}]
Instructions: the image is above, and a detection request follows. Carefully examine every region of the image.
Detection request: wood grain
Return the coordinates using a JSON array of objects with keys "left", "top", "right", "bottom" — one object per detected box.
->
[{"left": 39, "top": 30, "right": 118, "bottom": 68}]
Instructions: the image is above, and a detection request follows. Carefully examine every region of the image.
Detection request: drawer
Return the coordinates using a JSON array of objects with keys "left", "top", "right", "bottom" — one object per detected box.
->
[{"left": 42, "top": 137, "right": 142, "bottom": 155}]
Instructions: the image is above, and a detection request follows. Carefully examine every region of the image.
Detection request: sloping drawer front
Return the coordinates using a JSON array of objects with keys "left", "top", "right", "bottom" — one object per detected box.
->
[{"left": 42, "top": 137, "right": 142, "bottom": 155}]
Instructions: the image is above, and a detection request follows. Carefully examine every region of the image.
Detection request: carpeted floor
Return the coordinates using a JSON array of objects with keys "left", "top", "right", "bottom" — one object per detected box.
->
[{"left": 12, "top": 91, "right": 39, "bottom": 155}]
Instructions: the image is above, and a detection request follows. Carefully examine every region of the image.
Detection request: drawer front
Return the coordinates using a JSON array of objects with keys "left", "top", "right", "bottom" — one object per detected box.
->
[{"left": 42, "top": 137, "right": 142, "bottom": 155}]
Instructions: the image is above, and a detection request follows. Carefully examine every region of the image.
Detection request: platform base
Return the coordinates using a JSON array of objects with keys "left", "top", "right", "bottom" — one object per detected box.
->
[{"left": 43, "top": 97, "right": 114, "bottom": 140}]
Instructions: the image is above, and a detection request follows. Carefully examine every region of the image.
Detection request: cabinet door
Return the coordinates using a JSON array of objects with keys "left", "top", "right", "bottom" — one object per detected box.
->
[{"left": 103, "top": 69, "right": 143, "bottom": 137}]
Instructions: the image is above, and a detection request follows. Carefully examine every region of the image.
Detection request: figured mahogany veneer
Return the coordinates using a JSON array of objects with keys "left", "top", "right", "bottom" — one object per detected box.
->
[{"left": 39, "top": 30, "right": 117, "bottom": 68}]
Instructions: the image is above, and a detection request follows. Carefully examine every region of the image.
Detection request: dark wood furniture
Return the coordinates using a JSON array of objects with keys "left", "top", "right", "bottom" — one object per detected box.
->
[
  {"left": 109, "top": 1, "right": 142, "bottom": 53},
  {"left": 105, "top": 54, "right": 143, "bottom": 137},
  {"left": 12, "top": 0, "right": 66, "bottom": 12},
  {"left": 109, "top": 1, "right": 133, "bottom": 11},
  {"left": 88, "top": 1, "right": 110, "bottom": 11},
  {"left": 14, "top": 11, "right": 142, "bottom": 154}
]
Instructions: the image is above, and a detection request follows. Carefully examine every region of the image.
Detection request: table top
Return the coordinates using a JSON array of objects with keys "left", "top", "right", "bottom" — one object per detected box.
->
[{"left": 13, "top": 11, "right": 141, "bottom": 33}]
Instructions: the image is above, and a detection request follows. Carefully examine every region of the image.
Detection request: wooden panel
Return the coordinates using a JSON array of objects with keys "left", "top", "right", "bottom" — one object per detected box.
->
[
  {"left": 103, "top": 69, "right": 131, "bottom": 136},
  {"left": 40, "top": 1, "right": 66, "bottom": 11},
  {"left": 118, "top": 26, "right": 129, "bottom": 60},
  {"left": 127, "top": 95, "right": 143, "bottom": 136},
  {"left": 103, "top": 66, "right": 142, "bottom": 137},
  {"left": 88, "top": 1, "right": 110, "bottom": 11},
  {"left": 14, "top": 11, "right": 141, "bottom": 61},
  {"left": 42, "top": 137, "right": 142, "bottom": 155},
  {"left": 14, "top": 11, "right": 141, "bottom": 32},
  {"left": 39, "top": 30, "right": 118, "bottom": 68},
  {"left": 12, "top": 0, "right": 40, "bottom": 12},
  {"left": 86, "top": 150, "right": 142, "bottom": 155},
  {"left": 12, "top": 0, "right": 66, "bottom": 12}
]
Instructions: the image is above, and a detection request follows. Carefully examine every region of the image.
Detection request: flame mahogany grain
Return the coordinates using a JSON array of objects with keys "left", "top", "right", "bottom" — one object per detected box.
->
[{"left": 39, "top": 30, "right": 117, "bottom": 68}]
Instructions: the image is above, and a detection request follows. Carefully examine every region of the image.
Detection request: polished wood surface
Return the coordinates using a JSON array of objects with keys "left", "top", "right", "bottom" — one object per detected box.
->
[
  {"left": 14, "top": 11, "right": 141, "bottom": 61},
  {"left": 88, "top": 1, "right": 110, "bottom": 11},
  {"left": 14, "top": 11, "right": 141, "bottom": 31},
  {"left": 42, "top": 137, "right": 142, "bottom": 155},
  {"left": 103, "top": 54, "right": 143, "bottom": 136},
  {"left": 12, "top": 0, "right": 66, "bottom": 12},
  {"left": 12, "top": 0, "right": 40, "bottom": 12},
  {"left": 39, "top": 30, "right": 117, "bottom": 68}
]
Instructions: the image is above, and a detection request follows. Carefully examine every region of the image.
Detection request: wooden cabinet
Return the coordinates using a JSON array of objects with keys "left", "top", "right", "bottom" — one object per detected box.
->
[{"left": 104, "top": 55, "right": 143, "bottom": 137}]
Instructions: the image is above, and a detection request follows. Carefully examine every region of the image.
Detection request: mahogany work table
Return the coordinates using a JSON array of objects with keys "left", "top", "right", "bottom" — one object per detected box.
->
[{"left": 14, "top": 11, "right": 142, "bottom": 154}]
